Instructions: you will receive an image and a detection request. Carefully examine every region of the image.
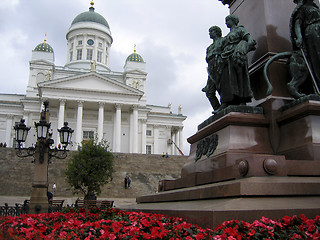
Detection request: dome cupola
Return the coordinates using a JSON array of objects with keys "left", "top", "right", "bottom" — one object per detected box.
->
[
  {"left": 124, "top": 45, "right": 146, "bottom": 72},
  {"left": 65, "top": 1, "right": 112, "bottom": 71},
  {"left": 126, "top": 49, "right": 144, "bottom": 63},
  {"left": 31, "top": 34, "right": 55, "bottom": 63},
  {"left": 34, "top": 34, "right": 54, "bottom": 53},
  {"left": 71, "top": 1, "right": 110, "bottom": 29}
]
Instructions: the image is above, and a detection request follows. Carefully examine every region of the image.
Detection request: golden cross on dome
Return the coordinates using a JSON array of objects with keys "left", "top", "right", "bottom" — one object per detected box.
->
[
  {"left": 134, "top": 44, "right": 137, "bottom": 53},
  {"left": 44, "top": 33, "right": 47, "bottom": 43}
]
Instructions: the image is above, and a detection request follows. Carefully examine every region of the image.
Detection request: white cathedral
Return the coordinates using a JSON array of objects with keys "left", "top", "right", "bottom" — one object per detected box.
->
[{"left": 0, "top": 2, "right": 186, "bottom": 155}]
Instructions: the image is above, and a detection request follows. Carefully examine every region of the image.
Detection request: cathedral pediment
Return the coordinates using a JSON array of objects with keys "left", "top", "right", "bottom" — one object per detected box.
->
[
  {"left": 38, "top": 72, "right": 143, "bottom": 95},
  {"left": 37, "top": 72, "right": 144, "bottom": 103}
]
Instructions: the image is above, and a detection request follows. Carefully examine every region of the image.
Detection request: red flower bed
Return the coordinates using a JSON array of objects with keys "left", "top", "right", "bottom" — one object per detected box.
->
[{"left": 0, "top": 208, "right": 319, "bottom": 239}]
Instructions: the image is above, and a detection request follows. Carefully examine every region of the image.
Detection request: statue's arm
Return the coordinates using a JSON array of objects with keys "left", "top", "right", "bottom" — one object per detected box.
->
[
  {"left": 206, "top": 46, "right": 215, "bottom": 63},
  {"left": 243, "top": 32, "right": 256, "bottom": 52}
]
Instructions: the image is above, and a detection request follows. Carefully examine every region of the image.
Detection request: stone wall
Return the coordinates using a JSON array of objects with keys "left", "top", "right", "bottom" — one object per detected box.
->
[{"left": 0, "top": 148, "right": 187, "bottom": 199}]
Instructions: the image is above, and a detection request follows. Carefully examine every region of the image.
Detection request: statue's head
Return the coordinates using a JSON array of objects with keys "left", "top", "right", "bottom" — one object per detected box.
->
[
  {"left": 225, "top": 14, "right": 239, "bottom": 27},
  {"left": 209, "top": 26, "right": 222, "bottom": 37}
]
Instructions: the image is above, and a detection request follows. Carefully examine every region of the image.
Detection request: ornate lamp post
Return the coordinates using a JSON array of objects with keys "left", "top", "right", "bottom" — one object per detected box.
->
[{"left": 14, "top": 101, "right": 73, "bottom": 214}]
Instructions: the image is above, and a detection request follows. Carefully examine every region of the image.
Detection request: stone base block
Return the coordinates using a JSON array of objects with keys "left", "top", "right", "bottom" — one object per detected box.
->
[
  {"left": 130, "top": 176, "right": 320, "bottom": 228},
  {"left": 124, "top": 196, "right": 320, "bottom": 228},
  {"left": 140, "top": 177, "right": 320, "bottom": 203},
  {"left": 278, "top": 98, "right": 320, "bottom": 160}
]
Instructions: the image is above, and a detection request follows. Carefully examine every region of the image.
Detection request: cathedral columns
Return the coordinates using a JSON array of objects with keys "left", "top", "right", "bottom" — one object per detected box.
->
[
  {"left": 5, "top": 115, "right": 13, "bottom": 147},
  {"left": 153, "top": 125, "right": 159, "bottom": 154},
  {"left": 171, "top": 131, "right": 176, "bottom": 154},
  {"left": 76, "top": 101, "right": 83, "bottom": 147},
  {"left": 98, "top": 102, "right": 104, "bottom": 143},
  {"left": 113, "top": 104, "right": 121, "bottom": 152},
  {"left": 166, "top": 126, "right": 172, "bottom": 154},
  {"left": 141, "top": 119, "right": 147, "bottom": 154},
  {"left": 175, "top": 130, "right": 180, "bottom": 155},
  {"left": 132, "top": 105, "right": 138, "bottom": 153},
  {"left": 169, "top": 127, "right": 183, "bottom": 155},
  {"left": 57, "top": 99, "right": 66, "bottom": 146},
  {"left": 179, "top": 127, "right": 184, "bottom": 154}
]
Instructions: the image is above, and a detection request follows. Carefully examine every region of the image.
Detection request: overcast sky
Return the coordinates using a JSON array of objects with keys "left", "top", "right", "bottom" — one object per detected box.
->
[{"left": 0, "top": 0, "right": 230, "bottom": 154}]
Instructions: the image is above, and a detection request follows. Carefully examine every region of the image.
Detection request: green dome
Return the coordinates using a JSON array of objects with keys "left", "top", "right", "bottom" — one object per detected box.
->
[
  {"left": 71, "top": 7, "right": 110, "bottom": 28},
  {"left": 126, "top": 52, "right": 144, "bottom": 62},
  {"left": 34, "top": 41, "right": 54, "bottom": 53}
]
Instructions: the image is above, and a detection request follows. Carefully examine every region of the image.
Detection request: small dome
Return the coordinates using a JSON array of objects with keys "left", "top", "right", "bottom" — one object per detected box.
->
[
  {"left": 34, "top": 36, "right": 54, "bottom": 53},
  {"left": 126, "top": 51, "right": 144, "bottom": 63},
  {"left": 71, "top": 4, "right": 109, "bottom": 29}
]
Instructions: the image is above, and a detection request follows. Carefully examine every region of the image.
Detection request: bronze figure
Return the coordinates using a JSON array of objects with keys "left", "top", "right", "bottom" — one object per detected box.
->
[{"left": 204, "top": 15, "right": 256, "bottom": 113}]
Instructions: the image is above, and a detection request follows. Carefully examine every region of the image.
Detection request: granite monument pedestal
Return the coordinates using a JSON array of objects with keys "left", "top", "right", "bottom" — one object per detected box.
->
[
  {"left": 123, "top": 0, "right": 320, "bottom": 228},
  {"left": 128, "top": 103, "right": 320, "bottom": 228}
]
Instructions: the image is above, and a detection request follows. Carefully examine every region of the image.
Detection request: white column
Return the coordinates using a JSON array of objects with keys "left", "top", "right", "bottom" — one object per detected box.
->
[
  {"left": 93, "top": 35, "right": 98, "bottom": 61},
  {"left": 57, "top": 99, "right": 66, "bottom": 145},
  {"left": 71, "top": 38, "right": 76, "bottom": 61},
  {"left": 132, "top": 105, "right": 138, "bottom": 153},
  {"left": 153, "top": 125, "right": 159, "bottom": 154},
  {"left": 129, "top": 113, "right": 133, "bottom": 153},
  {"left": 175, "top": 130, "right": 180, "bottom": 155},
  {"left": 141, "top": 120, "right": 147, "bottom": 154},
  {"left": 114, "top": 104, "right": 121, "bottom": 152},
  {"left": 171, "top": 131, "right": 175, "bottom": 154},
  {"left": 179, "top": 127, "right": 184, "bottom": 154},
  {"left": 76, "top": 101, "right": 83, "bottom": 147},
  {"left": 5, "top": 115, "right": 13, "bottom": 147},
  {"left": 82, "top": 34, "right": 87, "bottom": 60},
  {"left": 98, "top": 102, "right": 104, "bottom": 143},
  {"left": 166, "top": 126, "right": 172, "bottom": 154},
  {"left": 58, "top": 99, "right": 66, "bottom": 128}
]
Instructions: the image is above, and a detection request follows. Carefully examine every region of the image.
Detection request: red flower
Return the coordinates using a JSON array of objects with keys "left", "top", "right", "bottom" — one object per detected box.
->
[
  {"left": 0, "top": 210, "right": 319, "bottom": 239},
  {"left": 290, "top": 233, "right": 302, "bottom": 239},
  {"left": 141, "top": 217, "right": 151, "bottom": 227},
  {"left": 248, "top": 229, "right": 255, "bottom": 236},
  {"left": 282, "top": 215, "right": 292, "bottom": 225}
]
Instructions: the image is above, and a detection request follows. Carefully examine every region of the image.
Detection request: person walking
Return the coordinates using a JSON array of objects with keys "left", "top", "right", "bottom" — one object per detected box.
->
[
  {"left": 127, "top": 176, "right": 131, "bottom": 188},
  {"left": 52, "top": 183, "right": 56, "bottom": 194},
  {"left": 124, "top": 177, "right": 128, "bottom": 189}
]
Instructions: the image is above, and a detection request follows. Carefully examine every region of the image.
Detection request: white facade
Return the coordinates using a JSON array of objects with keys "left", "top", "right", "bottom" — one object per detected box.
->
[{"left": 0, "top": 3, "right": 186, "bottom": 155}]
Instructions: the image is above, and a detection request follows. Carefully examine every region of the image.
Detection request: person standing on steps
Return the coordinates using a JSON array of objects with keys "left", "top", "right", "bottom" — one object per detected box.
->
[
  {"left": 124, "top": 176, "right": 128, "bottom": 189},
  {"left": 52, "top": 182, "right": 56, "bottom": 195},
  {"left": 127, "top": 176, "right": 131, "bottom": 188}
]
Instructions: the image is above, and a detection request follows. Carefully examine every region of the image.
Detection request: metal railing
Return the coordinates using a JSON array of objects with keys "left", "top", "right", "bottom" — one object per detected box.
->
[
  {"left": 0, "top": 203, "right": 28, "bottom": 217},
  {"left": 0, "top": 203, "right": 65, "bottom": 217}
]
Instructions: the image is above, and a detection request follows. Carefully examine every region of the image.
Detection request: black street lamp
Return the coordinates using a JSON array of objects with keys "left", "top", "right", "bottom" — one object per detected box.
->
[
  {"left": 58, "top": 122, "right": 74, "bottom": 149},
  {"left": 13, "top": 101, "right": 73, "bottom": 214},
  {"left": 35, "top": 119, "right": 50, "bottom": 140},
  {"left": 14, "top": 119, "right": 30, "bottom": 145}
]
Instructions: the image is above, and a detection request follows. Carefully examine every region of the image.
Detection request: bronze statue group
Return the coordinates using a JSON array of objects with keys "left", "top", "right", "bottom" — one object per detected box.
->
[{"left": 204, "top": 0, "right": 320, "bottom": 113}]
